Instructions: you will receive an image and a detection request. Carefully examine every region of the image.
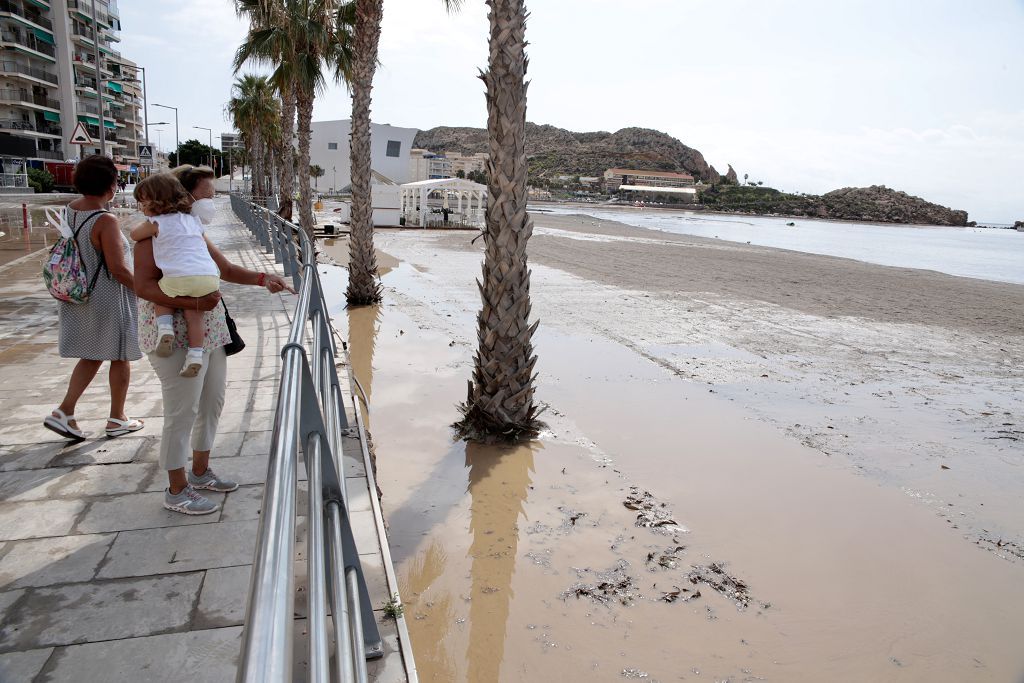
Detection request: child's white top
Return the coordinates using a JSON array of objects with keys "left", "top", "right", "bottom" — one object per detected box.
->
[{"left": 150, "top": 212, "right": 219, "bottom": 278}]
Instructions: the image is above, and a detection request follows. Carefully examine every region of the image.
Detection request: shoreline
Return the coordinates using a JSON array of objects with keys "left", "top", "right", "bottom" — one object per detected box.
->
[{"left": 531, "top": 199, "right": 1014, "bottom": 230}]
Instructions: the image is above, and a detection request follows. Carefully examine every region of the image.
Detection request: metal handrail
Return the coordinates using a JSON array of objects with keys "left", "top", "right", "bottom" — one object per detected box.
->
[{"left": 230, "top": 194, "right": 383, "bottom": 682}]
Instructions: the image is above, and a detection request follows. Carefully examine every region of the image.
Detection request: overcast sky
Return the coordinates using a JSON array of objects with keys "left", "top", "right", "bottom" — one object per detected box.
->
[{"left": 119, "top": 0, "right": 1023, "bottom": 222}]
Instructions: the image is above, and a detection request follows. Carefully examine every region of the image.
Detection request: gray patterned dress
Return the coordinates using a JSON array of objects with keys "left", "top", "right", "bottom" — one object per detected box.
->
[{"left": 57, "top": 208, "right": 142, "bottom": 361}]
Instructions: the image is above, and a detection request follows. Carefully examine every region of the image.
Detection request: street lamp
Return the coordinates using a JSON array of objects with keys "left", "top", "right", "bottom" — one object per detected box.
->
[
  {"left": 152, "top": 103, "right": 178, "bottom": 167},
  {"left": 193, "top": 125, "right": 212, "bottom": 169}
]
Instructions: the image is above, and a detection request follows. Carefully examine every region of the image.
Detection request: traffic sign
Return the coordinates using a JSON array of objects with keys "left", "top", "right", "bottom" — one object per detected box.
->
[
  {"left": 69, "top": 122, "right": 93, "bottom": 146},
  {"left": 138, "top": 144, "right": 153, "bottom": 162}
]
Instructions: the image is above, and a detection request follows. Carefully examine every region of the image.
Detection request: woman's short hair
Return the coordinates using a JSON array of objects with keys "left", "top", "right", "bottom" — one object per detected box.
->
[
  {"left": 133, "top": 174, "right": 193, "bottom": 216},
  {"left": 171, "top": 165, "right": 216, "bottom": 194},
  {"left": 73, "top": 155, "right": 118, "bottom": 197}
]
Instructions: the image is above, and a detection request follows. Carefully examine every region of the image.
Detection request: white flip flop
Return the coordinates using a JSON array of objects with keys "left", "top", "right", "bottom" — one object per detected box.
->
[
  {"left": 43, "top": 408, "right": 87, "bottom": 441},
  {"left": 105, "top": 417, "right": 144, "bottom": 438}
]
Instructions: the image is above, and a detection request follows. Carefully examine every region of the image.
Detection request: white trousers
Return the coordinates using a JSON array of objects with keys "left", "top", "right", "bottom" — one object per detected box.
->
[{"left": 148, "top": 347, "right": 227, "bottom": 470}]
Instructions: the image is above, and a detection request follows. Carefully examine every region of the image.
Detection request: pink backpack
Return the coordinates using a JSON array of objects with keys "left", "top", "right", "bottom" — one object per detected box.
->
[{"left": 42, "top": 208, "right": 109, "bottom": 304}]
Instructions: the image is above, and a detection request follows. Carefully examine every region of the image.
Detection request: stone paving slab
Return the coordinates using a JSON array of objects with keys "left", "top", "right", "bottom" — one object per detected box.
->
[
  {"left": 0, "top": 201, "right": 408, "bottom": 681},
  {"left": 0, "top": 573, "right": 203, "bottom": 652},
  {"left": 0, "top": 533, "right": 114, "bottom": 590},
  {"left": 35, "top": 627, "right": 242, "bottom": 682}
]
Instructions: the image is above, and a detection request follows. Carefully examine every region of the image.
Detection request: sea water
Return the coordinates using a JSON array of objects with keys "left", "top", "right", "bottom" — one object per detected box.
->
[{"left": 545, "top": 207, "right": 1024, "bottom": 286}]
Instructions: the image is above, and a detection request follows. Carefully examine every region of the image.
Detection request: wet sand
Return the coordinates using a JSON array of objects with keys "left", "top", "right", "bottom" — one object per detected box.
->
[{"left": 322, "top": 219, "right": 1024, "bottom": 681}]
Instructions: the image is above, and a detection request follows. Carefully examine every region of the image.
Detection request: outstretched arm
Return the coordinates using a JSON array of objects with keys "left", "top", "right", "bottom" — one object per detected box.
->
[
  {"left": 206, "top": 236, "right": 295, "bottom": 293},
  {"left": 134, "top": 238, "right": 221, "bottom": 310}
]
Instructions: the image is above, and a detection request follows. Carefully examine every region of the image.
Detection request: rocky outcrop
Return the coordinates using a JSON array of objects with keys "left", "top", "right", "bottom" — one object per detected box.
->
[
  {"left": 725, "top": 164, "right": 738, "bottom": 184},
  {"left": 699, "top": 184, "right": 970, "bottom": 225},
  {"left": 821, "top": 186, "right": 969, "bottom": 226},
  {"left": 1014, "top": 220, "right": 1024, "bottom": 230},
  {"left": 413, "top": 123, "right": 722, "bottom": 183}
]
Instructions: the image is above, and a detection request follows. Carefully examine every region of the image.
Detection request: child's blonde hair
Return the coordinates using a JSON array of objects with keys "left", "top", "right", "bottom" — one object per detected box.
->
[{"left": 133, "top": 174, "right": 192, "bottom": 215}]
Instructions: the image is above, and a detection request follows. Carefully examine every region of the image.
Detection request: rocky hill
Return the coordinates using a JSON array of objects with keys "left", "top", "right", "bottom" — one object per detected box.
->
[
  {"left": 413, "top": 123, "right": 724, "bottom": 183},
  {"left": 820, "top": 186, "right": 968, "bottom": 226},
  {"left": 415, "top": 124, "right": 971, "bottom": 226},
  {"left": 700, "top": 185, "right": 969, "bottom": 226}
]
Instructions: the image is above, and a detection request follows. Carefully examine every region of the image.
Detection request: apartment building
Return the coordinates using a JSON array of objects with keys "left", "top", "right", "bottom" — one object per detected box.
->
[
  {"left": 408, "top": 148, "right": 452, "bottom": 182},
  {"left": 220, "top": 132, "right": 243, "bottom": 151},
  {"left": 444, "top": 151, "right": 487, "bottom": 177},
  {"left": 0, "top": 0, "right": 144, "bottom": 187}
]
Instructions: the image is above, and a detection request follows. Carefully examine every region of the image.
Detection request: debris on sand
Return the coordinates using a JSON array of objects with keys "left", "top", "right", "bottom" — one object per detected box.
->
[
  {"left": 563, "top": 559, "right": 638, "bottom": 606},
  {"left": 645, "top": 545, "right": 686, "bottom": 570},
  {"left": 658, "top": 586, "right": 700, "bottom": 603},
  {"left": 623, "top": 487, "right": 687, "bottom": 534},
  {"left": 686, "top": 563, "right": 752, "bottom": 609}
]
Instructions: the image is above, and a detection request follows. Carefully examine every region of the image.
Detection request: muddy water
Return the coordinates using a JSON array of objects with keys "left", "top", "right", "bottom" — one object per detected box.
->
[{"left": 327, "top": 241, "right": 1024, "bottom": 682}]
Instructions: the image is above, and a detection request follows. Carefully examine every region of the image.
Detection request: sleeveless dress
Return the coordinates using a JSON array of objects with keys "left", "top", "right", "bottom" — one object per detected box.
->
[{"left": 57, "top": 208, "right": 142, "bottom": 361}]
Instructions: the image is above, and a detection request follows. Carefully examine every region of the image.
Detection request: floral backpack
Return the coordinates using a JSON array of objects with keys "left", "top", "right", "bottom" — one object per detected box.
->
[{"left": 42, "top": 207, "right": 109, "bottom": 304}]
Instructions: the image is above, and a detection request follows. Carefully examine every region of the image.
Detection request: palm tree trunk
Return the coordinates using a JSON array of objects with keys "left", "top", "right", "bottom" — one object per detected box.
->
[
  {"left": 279, "top": 90, "right": 296, "bottom": 220},
  {"left": 251, "top": 132, "right": 264, "bottom": 199},
  {"left": 454, "top": 0, "right": 541, "bottom": 443},
  {"left": 296, "top": 89, "right": 315, "bottom": 239},
  {"left": 345, "top": 0, "right": 384, "bottom": 306}
]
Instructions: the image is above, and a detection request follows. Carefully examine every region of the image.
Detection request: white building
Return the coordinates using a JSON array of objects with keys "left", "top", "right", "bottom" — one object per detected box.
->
[
  {"left": 0, "top": 0, "right": 145, "bottom": 187},
  {"left": 308, "top": 119, "right": 418, "bottom": 193},
  {"left": 444, "top": 151, "right": 487, "bottom": 177}
]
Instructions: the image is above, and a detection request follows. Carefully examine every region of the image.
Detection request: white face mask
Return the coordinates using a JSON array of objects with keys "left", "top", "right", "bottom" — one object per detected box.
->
[{"left": 191, "top": 197, "right": 216, "bottom": 225}]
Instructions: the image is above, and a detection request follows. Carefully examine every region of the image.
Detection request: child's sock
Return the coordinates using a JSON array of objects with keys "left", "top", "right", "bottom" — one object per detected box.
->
[
  {"left": 187, "top": 347, "right": 204, "bottom": 356},
  {"left": 157, "top": 315, "right": 173, "bottom": 327}
]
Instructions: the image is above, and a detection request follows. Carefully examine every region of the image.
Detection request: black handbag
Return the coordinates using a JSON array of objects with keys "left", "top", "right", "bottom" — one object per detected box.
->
[{"left": 221, "top": 300, "right": 245, "bottom": 356}]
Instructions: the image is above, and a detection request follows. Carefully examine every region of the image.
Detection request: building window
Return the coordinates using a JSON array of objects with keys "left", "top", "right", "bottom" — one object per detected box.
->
[
  {"left": 386, "top": 140, "right": 401, "bottom": 157},
  {"left": 328, "top": 142, "right": 338, "bottom": 150}
]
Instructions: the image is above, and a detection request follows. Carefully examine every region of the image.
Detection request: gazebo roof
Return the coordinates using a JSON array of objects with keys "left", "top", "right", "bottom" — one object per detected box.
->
[{"left": 400, "top": 177, "right": 487, "bottom": 192}]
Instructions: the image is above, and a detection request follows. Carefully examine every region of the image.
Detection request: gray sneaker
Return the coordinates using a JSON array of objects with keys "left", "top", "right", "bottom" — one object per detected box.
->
[
  {"left": 164, "top": 485, "right": 219, "bottom": 515},
  {"left": 188, "top": 467, "right": 239, "bottom": 492}
]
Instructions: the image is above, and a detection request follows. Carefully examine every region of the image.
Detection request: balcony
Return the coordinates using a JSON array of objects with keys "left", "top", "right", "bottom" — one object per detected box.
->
[
  {"left": 35, "top": 149, "right": 65, "bottom": 161},
  {"left": 0, "top": 61, "right": 58, "bottom": 84},
  {"left": 0, "top": 1, "right": 53, "bottom": 30},
  {"left": 0, "top": 30, "right": 57, "bottom": 58},
  {"left": 0, "top": 119, "right": 61, "bottom": 137},
  {"left": 0, "top": 88, "right": 60, "bottom": 109}
]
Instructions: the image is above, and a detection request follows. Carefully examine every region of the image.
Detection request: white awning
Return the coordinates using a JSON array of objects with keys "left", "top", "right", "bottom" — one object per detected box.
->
[{"left": 618, "top": 184, "right": 696, "bottom": 194}]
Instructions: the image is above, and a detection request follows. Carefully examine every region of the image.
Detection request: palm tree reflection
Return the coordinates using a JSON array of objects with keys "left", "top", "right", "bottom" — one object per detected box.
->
[
  {"left": 465, "top": 441, "right": 536, "bottom": 682},
  {"left": 346, "top": 305, "right": 381, "bottom": 429}
]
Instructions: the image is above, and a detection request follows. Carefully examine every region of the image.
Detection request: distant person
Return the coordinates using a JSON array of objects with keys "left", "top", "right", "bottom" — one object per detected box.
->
[
  {"left": 134, "top": 172, "right": 294, "bottom": 514},
  {"left": 43, "top": 155, "right": 144, "bottom": 441},
  {"left": 130, "top": 175, "right": 220, "bottom": 378}
]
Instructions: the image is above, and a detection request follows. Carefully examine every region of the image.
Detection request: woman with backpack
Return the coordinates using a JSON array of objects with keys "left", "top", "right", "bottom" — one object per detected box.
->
[{"left": 42, "top": 155, "right": 145, "bottom": 441}]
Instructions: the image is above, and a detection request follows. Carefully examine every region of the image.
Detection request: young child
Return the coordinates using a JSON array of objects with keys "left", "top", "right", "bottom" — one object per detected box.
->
[{"left": 131, "top": 175, "right": 219, "bottom": 377}]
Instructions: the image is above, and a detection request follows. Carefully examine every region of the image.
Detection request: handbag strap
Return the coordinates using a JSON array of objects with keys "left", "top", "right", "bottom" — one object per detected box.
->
[{"left": 71, "top": 209, "right": 110, "bottom": 293}]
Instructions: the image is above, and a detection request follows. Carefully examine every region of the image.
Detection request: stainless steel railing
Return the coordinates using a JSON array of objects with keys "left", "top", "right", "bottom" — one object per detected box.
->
[{"left": 230, "top": 193, "right": 383, "bottom": 682}]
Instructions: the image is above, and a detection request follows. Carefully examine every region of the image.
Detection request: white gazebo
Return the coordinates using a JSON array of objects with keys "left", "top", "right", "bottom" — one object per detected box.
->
[{"left": 399, "top": 178, "right": 487, "bottom": 228}]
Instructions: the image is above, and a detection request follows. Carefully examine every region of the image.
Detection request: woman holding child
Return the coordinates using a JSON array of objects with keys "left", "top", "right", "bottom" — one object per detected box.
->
[{"left": 133, "top": 166, "right": 293, "bottom": 515}]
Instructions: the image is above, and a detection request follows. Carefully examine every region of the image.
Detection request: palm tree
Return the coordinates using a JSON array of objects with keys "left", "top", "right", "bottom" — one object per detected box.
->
[
  {"left": 226, "top": 74, "right": 277, "bottom": 200},
  {"left": 343, "top": 0, "right": 384, "bottom": 305},
  {"left": 344, "top": 0, "right": 459, "bottom": 304},
  {"left": 235, "top": 0, "right": 298, "bottom": 219},
  {"left": 454, "top": 0, "right": 542, "bottom": 442},
  {"left": 235, "top": 0, "right": 349, "bottom": 234},
  {"left": 310, "top": 164, "right": 325, "bottom": 189}
]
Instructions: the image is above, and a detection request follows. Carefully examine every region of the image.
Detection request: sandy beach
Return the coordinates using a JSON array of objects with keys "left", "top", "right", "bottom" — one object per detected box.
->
[{"left": 322, "top": 210, "right": 1024, "bottom": 681}]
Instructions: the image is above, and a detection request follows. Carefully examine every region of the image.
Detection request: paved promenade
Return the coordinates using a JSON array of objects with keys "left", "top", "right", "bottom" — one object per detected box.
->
[{"left": 0, "top": 202, "right": 407, "bottom": 681}]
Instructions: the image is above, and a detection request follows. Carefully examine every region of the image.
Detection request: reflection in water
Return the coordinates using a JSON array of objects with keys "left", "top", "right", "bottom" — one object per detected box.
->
[
  {"left": 465, "top": 442, "right": 536, "bottom": 683},
  {"left": 346, "top": 305, "right": 381, "bottom": 429},
  {"left": 402, "top": 540, "right": 457, "bottom": 681}
]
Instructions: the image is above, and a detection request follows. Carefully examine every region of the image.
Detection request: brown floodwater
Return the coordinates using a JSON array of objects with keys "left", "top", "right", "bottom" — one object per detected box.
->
[{"left": 326, "top": 240, "right": 1024, "bottom": 682}]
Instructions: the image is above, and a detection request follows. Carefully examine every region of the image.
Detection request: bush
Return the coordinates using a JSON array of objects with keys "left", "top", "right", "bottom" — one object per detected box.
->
[{"left": 28, "top": 167, "right": 55, "bottom": 194}]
